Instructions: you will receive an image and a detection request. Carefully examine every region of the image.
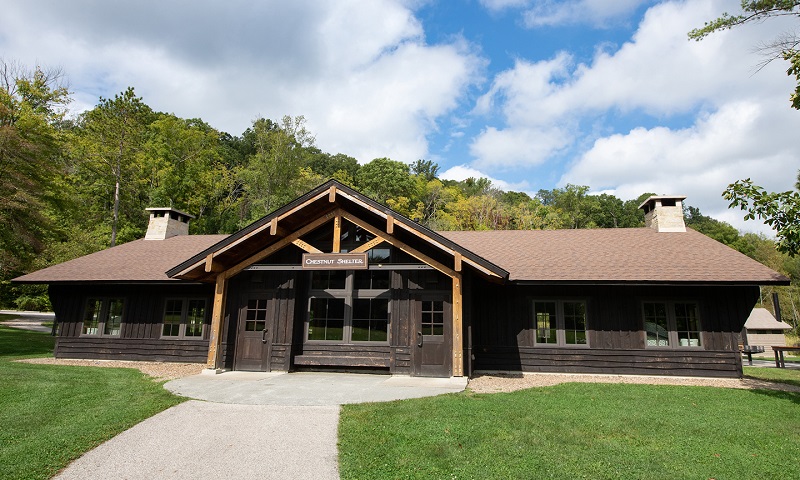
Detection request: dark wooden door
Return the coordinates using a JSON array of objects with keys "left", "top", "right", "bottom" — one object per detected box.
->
[
  {"left": 234, "top": 294, "right": 274, "bottom": 371},
  {"left": 413, "top": 295, "right": 452, "bottom": 377}
]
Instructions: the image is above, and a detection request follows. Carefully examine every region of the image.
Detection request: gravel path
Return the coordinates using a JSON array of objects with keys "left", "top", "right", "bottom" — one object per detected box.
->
[
  {"left": 20, "top": 358, "right": 206, "bottom": 381},
  {"left": 467, "top": 372, "right": 800, "bottom": 394},
  {"left": 18, "top": 358, "right": 800, "bottom": 393}
]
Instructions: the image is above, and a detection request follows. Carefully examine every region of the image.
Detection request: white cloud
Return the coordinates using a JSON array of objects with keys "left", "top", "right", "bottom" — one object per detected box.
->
[
  {"left": 522, "top": 0, "right": 648, "bottom": 28},
  {"left": 0, "top": 0, "right": 482, "bottom": 164},
  {"left": 441, "top": 165, "right": 532, "bottom": 193},
  {"left": 471, "top": 0, "right": 800, "bottom": 231}
]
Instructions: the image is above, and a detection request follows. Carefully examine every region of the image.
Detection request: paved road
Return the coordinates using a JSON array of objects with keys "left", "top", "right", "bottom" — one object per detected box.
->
[{"left": 0, "top": 310, "right": 54, "bottom": 333}]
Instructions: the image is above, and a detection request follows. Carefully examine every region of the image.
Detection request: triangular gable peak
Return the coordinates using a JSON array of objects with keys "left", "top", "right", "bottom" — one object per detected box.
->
[{"left": 167, "top": 180, "right": 508, "bottom": 283}]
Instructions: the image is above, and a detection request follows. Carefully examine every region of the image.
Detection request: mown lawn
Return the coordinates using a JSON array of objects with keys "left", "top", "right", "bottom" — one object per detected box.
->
[
  {"left": 745, "top": 365, "right": 800, "bottom": 388},
  {"left": 0, "top": 326, "right": 184, "bottom": 480},
  {"left": 340, "top": 381, "right": 800, "bottom": 479}
]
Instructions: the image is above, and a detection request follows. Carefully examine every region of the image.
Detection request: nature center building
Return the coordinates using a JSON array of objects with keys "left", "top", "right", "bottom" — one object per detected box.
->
[{"left": 14, "top": 181, "right": 789, "bottom": 378}]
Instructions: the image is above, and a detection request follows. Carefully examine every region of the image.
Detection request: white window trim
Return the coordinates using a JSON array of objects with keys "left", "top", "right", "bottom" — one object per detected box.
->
[
  {"left": 642, "top": 300, "right": 703, "bottom": 349},
  {"left": 81, "top": 297, "right": 125, "bottom": 337},
  {"left": 531, "top": 299, "right": 589, "bottom": 348},
  {"left": 161, "top": 297, "right": 208, "bottom": 340}
]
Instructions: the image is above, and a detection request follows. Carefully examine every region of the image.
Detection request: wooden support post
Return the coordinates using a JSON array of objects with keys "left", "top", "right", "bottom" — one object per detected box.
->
[
  {"left": 204, "top": 253, "right": 214, "bottom": 273},
  {"left": 206, "top": 274, "right": 227, "bottom": 370},
  {"left": 454, "top": 252, "right": 462, "bottom": 272},
  {"left": 333, "top": 216, "right": 341, "bottom": 253},
  {"left": 329, "top": 185, "right": 337, "bottom": 202},
  {"left": 386, "top": 215, "right": 394, "bottom": 234},
  {"left": 352, "top": 237, "right": 385, "bottom": 253},
  {"left": 270, "top": 217, "right": 278, "bottom": 235},
  {"left": 452, "top": 273, "right": 463, "bottom": 377}
]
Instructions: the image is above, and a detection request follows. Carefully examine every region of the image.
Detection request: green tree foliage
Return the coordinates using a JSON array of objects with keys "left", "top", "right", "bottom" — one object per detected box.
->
[
  {"left": 689, "top": 1, "right": 800, "bottom": 109},
  {"left": 723, "top": 177, "right": 800, "bottom": 256},
  {"left": 684, "top": 205, "right": 742, "bottom": 246},
  {"left": 356, "top": 157, "right": 415, "bottom": 204},
  {"left": 0, "top": 60, "right": 69, "bottom": 278},
  {"left": 71, "top": 87, "right": 154, "bottom": 246},
  {"left": 238, "top": 116, "right": 321, "bottom": 224}
]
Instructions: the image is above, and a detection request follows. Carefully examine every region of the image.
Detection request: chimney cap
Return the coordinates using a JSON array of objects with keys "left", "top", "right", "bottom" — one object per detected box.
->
[
  {"left": 638, "top": 195, "right": 687, "bottom": 211},
  {"left": 145, "top": 207, "right": 195, "bottom": 219}
]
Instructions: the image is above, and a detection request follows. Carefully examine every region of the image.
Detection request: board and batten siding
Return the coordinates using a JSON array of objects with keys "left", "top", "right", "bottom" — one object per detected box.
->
[
  {"left": 49, "top": 283, "right": 213, "bottom": 363},
  {"left": 468, "top": 281, "right": 759, "bottom": 378}
]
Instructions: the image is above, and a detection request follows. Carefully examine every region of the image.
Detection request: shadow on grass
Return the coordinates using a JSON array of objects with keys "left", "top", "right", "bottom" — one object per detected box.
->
[{"left": 0, "top": 325, "right": 54, "bottom": 359}]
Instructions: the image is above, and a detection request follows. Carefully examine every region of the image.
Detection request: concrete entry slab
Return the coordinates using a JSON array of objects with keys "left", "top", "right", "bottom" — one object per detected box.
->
[{"left": 165, "top": 371, "right": 468, "bottom": 405}]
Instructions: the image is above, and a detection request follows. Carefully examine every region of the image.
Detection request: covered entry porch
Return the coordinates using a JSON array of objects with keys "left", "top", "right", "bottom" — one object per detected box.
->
[{"left": 166, "top": 181, "right": 507, "bottom": 377}]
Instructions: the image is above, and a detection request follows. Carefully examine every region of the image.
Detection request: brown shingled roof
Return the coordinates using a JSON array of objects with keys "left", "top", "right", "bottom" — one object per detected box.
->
[
  {"left": 14, "top": 235, "right": 227, "bottom": 283},
  {"left": 439, "top": 228, "right": 788, "bottom": 284}
]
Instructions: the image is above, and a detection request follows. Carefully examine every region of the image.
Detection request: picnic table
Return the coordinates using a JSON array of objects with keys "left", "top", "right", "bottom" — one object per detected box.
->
[{"left": 772, "top": 346, "right": 800, "bottom": 368}]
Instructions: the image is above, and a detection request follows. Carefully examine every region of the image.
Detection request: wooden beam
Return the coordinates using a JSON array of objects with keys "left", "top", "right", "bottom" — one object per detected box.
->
[
  {"left": 206, "top": 274, "right": 227, "bottom": 369},
  {"left": 339, "top": 211, "right": 456, "bottom": 278},
  {"left": 386, "top": 215, "right": 394, "bottom": 234},
  {"left": 351, "top": 236, "right": 385, "bottom": 253},
  {"left": 270, "top": 217, "right": 278, "bottom": 235},
  {"left": 454, "top": 252, "right": 462, "bottom": 272},
  {"left": 332, "top": 216, "right": 341, "bottom": 253},
  {"left": 292, "top": 239, "right": 322, "bottom": 253},
  {"left": 329, "top": 185, "right": 337, "bottom": 202},
  {"left": 204, "top": 253, "right": 214, "bottom": 273},
  {"left": 224, "top": 211, "right": 339, "bottom": 280},
  {"left": 452, "top": 272, "right": 463, "bottom": 377}
]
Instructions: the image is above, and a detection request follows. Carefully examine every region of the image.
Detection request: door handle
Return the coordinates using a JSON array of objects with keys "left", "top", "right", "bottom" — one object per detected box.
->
[
  {"left": 417, "top": 331, "right": 423, "bottom": 348},
  {"left": 262, "top": 328, "right": 268, "bottom": 344}
]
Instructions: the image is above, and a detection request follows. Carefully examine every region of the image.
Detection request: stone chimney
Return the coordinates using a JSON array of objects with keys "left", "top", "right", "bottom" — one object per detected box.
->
[
  {"left": 144, "top": 207, "right": 194, "bottom": 240},
  {"left": 638, "top": 195, "right": 687, "bottom": 232}
]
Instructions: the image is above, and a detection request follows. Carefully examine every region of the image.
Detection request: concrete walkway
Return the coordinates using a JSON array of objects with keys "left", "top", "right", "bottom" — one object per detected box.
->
[
  {"left": 55, "top": 372, "right": 467, "bottom": 479},
  {"left": 165, "top": 370, "right": 468, "bottom": 405},
  {"left": 55, "top": 401, "right": 340, "bottom": 480}
]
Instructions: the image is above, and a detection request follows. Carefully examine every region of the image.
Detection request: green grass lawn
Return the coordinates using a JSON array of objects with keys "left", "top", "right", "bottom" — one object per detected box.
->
[
  {"left": 0, "top": 326, "right": 184, "bottom": 480},
  {"left": 339, "top": 382, "right": 800, "bottom": 479},
  {"left": 745, "top": 365, "right": 800, "bottom": 388}
]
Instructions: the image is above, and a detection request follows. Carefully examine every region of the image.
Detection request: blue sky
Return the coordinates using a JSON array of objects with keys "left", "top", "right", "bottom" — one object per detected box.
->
[{"left": 2, "top": 0, "right": 798, "bottom": 233}]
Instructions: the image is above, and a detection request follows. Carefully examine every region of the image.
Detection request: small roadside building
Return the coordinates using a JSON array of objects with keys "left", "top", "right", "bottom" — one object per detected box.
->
[
  {"left": 743, "top": 308, "right": 793, "bottom": 355},
  {"left": 13, "top": 180, "right": 789, "bottom": 378}
]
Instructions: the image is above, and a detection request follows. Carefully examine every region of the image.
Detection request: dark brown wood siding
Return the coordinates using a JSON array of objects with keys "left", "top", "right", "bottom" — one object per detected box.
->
[
  {"left": 49, "top": 283, "right": 213, "bottom": 363},
  {"left": 467, "top": 280, "right": 758, "bottom": 378}
]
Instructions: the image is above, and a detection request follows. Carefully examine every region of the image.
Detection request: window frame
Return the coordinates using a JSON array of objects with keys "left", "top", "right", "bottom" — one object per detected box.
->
[
  {"left": 305, "top": 269, "right": 391, "bottom": 345},
  {"left": 642, "top": 300, "right": 703, "bottom": 349},
  {"left": 160, "top": 297, "right": 208, "bottom": 340},
  {"left": 531, "top": 299, "right": 589, "bottom": 348},
  {"left": 81, "top": 297, "right": 125, "bottom": 337}
]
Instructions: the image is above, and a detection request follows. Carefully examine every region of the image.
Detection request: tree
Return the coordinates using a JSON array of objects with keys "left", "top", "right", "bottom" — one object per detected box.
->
[
  {"left": 355, "top": 157, "right": 415, "bottom": 204},
  {"left": 0, "top": 60, "right": 70, "bottom": 278},
  {"left": 684, "top": 205, "right": 741, "bottom": 246},
  {"left": 689, "top": 1, "right": 800, "bottom": 109},
  {"left": 73, "top": 87, "right": 153, "bottom": 246},
  {"left": 238, "top": 116, "right": 319, "bottom": 223},
  {"left": 723, "top": 177, "right": 800, "bottom": 255}
]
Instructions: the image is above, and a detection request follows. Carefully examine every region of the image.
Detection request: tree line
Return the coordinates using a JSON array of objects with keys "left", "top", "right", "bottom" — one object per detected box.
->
[{"left": 1, "top": 60, "right": 797, "bottom": 330}]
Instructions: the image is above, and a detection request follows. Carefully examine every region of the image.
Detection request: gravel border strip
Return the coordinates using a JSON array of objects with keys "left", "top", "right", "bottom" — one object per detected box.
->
[
  {"left": 18, "top": 358, "right": 206, "bottom": 381},
  {"left": 16, "top": 359, "right": 800, "bottom": 393},
  {"left": 467, "top": 372, "right": 800, "bottom": 394}
]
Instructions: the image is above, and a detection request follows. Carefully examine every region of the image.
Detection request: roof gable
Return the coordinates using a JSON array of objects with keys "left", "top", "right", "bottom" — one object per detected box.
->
[{"left": 167, "top": 180, "right": 508, "bottom": 282}]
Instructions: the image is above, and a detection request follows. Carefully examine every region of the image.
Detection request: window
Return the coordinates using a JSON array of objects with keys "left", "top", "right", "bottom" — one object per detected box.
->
[
  {"left": 82, "top": 298, "right": 124, "bottom": 336},
  {"left": 161, "top": 298, "right": 207, "bottom": 338},
  {"left": 643, "top": 301, "right": 701, "bottom": 348},
  {"left": 307, "top": 270, "right": 390, "bottom": 344},
  {"left": 533, "top": 300, "right": 588, "bottom": 346}
]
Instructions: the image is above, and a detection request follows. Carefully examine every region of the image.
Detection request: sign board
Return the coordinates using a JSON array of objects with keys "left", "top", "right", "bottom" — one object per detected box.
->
[{"left": 302, "top": 253, "right": 368, "bottom": 270}]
